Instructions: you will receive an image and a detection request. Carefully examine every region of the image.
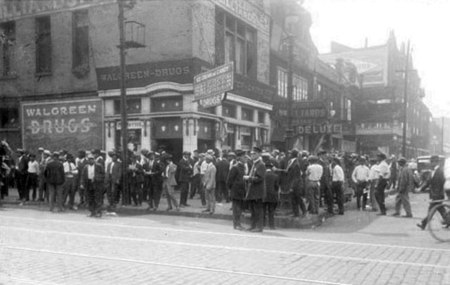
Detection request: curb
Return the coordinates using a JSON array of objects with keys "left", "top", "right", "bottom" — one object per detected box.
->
[{"left": 0, "top": 200, "right": 325, "bottom": 229}]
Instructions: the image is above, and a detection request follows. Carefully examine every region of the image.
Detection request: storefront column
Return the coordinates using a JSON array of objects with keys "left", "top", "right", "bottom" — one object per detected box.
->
[
  {"left": 105, "top": 121, "right": 116, "bottom": 151},
  {"left": 253, "top": 110, "right": 259, "bottom": 146},
  {"left": 235, "top": 126, "right": 242, "bottom": 150},
  {"left": 214, "top": 121, "right": 222, "bottom": 153},
  {"left": 182, "top": 117, "right": 198, "bottom": 153},
  {"left": 141, "top": 119, "right": 152, "bottom": 150}
]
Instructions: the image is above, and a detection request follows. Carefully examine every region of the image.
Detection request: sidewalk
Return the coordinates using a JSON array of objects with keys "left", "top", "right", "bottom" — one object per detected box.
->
[{"left": 0, "top": 188, "right": 325, "bottom": 229}]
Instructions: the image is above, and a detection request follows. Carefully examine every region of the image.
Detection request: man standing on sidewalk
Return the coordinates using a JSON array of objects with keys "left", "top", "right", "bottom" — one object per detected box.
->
[
  {"left": 44, "top": 152, "right": 65, "bottom": 212},
  {"left": 80, "top": 154, "right": 105, "bottom": 217},
  {"left": 177, "top": 151, "right": 193, "bottom": 207},
  {"left": 392, "top": 157, "right": 413, "bottom": 218},
  {"left": 202, "top": 154, "right": 216, "bottom": 214},
  {"left": 352, "top": 157, "right": 370, "bottom": 211},
  {"left": 244, "top": 147, "right": 266, "bottom": 232},
  {"left": 417, "top": 155, "right": 446, "bottom": 229},
  {"left": 305, "top": 156, "right": 323, "bottom": 215},
  {"left": 227, "top": 150, "right": 246, "bottom": 230},
  {"left": 105, "top": 152, "right": 122, "bottom": 212},
  {"left": 376, "top": 153, "right": 390, "bottom": 215},
  {"left": 331, "top": 157, "right": 345, "bottom": 215}
]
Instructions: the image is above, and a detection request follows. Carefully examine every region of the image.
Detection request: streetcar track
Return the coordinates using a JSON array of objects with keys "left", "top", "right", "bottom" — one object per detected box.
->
[
  {"left": 1, "top": 213, "right": 448, "bottom": 253},
  {"left": 2, "top": 245, "right": 350, "bottom": 285},
  {"left": 1, "top": 225, "right": 449, "bottom": 270}
]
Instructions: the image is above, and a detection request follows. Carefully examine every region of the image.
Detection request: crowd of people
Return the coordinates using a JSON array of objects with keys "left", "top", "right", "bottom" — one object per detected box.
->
[{"left": 0, "top": 138, "right": 446, "bottom": 232}]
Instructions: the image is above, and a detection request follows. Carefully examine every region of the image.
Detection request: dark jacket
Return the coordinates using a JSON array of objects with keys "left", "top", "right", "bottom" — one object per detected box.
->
[
  {"left": 426, "top": 166, "right": 445, "bottom": 200},
  {"left": 128, "top": 161, "right": 144, "bottom": 184},
  {"left": 151, "top": 159, "right": 165, "bottom": 186},
  {"left": 286, "top": 158, "right": 304, "bottom": 194},
  {"left": 227, "top": 162, "right": 246, "bottom": 200},
  {"left": 44, "top": 160, "right": 65, "bottom": 185},
  {"left": 17, "top": 155, "right": 28, "bottom": 174},
  {"left": 215, "top": 158, "right": 230, "bottom": 183},
  {"left": 397, "top": 166, "right": 413, "bottom": 194},
  {"left": 264, "top": 169, "right": 279, "bottom": 203},
  {"left": 246, "top": 158, "right": 266, "bottom": 200},
  {"left": 80, "top": 163, "right": 105, "bottom": 187},
  {"left": 105, "top": 161, "right": 122, "bottom": 185},
  {"left": 177, "top": 158, "right": 193, "bottom": 183}
]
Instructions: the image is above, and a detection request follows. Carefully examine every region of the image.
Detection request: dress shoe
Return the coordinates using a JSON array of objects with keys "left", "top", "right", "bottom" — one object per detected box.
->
[
  {"left": 249, "top": 228, "right": 263, "bottom": 233},
  {"left": 183, "top": 204, "right": 191, "bottom": 207},
  {"left": 391, "top": 212, "right": 400, "bottom": 216},
  {"left": 403, "top": 214, "right": 413, "bottom": 218},
  {"left": 209, "top": 211, "right": 214, "bottom": 215},
  {"left": 338, "top": 212, "right": 344, "bottom": 215},
  {"left": 234, "top": 225, "right": 245, "bottom": 231},
  {"left": 202, "top": 209, "right": 210, "bottom": 213},
  {"left": 166, "top": 207, "right": 173, "bottom": 211},
  {"left": 416, "top": 223, "right": 425, "bottom": 230},
  {"left": 376, "top": 212, "right": 386, "bottom": 216},
  {"left": 269, "top": 226, "right": 276, "bottom": 230}
]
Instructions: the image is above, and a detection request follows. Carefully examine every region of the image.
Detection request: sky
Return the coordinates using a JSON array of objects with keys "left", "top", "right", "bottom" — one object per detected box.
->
[{"left": 303, "top": 0, "right": 450, "bottom": 117}]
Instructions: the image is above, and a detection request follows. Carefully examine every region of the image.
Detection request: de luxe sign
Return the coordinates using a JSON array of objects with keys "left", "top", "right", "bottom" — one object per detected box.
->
[{"left": 297, "top": 123, "right": 343, "bottom": 135}]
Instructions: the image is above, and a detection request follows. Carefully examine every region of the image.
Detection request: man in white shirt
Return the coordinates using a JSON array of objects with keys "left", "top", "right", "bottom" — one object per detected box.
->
[
  {"left": 331, "top": 157, "right": 345, "bottom": 215},
  {"left": 62, "top": 154, "right": 78, "bottom": 210},
  {"left": 352, "top": 157, "right": 370, "bottom": 210},
  {"left": 376, "top": 153, "right": 390, "bottom": 215},
  {"left": 305, "top": 155, "right": 323, "bottom": 215},
  {"left": 26, "top": 154, "right": 39, "bottom": 201}
]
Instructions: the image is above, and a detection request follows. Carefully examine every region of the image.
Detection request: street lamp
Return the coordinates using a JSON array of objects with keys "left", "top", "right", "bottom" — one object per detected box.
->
[{"left": 284, "top": 10, "right": 301, "bottom": 152}]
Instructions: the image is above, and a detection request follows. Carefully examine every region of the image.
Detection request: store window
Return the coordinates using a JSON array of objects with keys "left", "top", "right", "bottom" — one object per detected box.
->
[
  {"left": 222, "top": 103, "right": 236, "bottom": 118},
  {"left": 0, "top": 107, "right": 18, "bottom": 128},
  {"left": 0, "top": 21, "right": 15, "bottom": 77},
  {"left": 72, "top": 10, "right": 89, "bottom": 74},
  {"left": 36, "top": 16, "right": 52, "bottom": 74},
  {"left": 242, "top": 108, "right": 253, "bottom": 122},
  {"left": 151, "top": 97, "right": 182, "bottom": 112},
  {"left": 114, "top": 98, "right": 141, "bottom": 114},
  {"left": 216, "top": 8, "right": 257, "bottom": 78},
  {"left": 258, "top": 111, "right": 265, "bottom": 124},
  {"left": 277, "top": 68, "right": 287, "bottom": 98},
  {"left": 293, "top": 75, "right": 308, "bottom": 101}
]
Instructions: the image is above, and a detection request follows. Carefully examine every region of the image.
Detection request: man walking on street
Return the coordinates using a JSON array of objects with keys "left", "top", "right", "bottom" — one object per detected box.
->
[
  {"left": 44, "top": 152, "right": 65, "bottom": 212},
  {"left": 392, "top": 157, "right": 413, "bottom": 218},
  {"left": 417, "top": 155, "right": 447, "bottom": 229}
]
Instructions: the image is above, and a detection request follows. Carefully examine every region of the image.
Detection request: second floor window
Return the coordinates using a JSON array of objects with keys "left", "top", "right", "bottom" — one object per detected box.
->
[
  {"left": 0, "top": 21, "right": 15, "bottom": 77},
  {"left": 36, "top": 16, "right": 51, "bottom": 74},
  {"left": 293, "top": 74, "right": 308, "bottom": 101},
  {"left": 277, "top": 68, "right": 287, "bottom": 98},
  {"left": 73, "top": 10, "right": 89, "bottom": 73},
  {"left": 216, "top": 9, "right": 257, "bottom": 78}
]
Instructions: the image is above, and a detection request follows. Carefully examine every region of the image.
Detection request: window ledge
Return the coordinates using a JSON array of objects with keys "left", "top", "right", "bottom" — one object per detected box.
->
[{"left": 0, "top": 74, "right": 18, "bottom": 81}]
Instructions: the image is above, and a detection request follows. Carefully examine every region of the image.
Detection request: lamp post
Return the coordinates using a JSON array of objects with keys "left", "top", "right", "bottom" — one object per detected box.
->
[
  {"left": 284, "top": 11, "right": 300, "bottom": 152},
  {"left": 402, "top": 40, "right": 410, "bottom": 158}
]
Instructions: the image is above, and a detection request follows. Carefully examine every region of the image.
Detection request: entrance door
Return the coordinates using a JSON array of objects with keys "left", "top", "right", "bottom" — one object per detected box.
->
[
  {"left": 155, "top": 139, "right": 182, "bottom": 161},
  {"left": 115, "top": 129, "right": 142, "bottom": 153}
]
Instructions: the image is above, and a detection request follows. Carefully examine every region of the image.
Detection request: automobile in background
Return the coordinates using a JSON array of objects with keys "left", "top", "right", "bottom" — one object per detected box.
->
[{"left": 416, "top": 155, "right": 446, "bottom": 192}]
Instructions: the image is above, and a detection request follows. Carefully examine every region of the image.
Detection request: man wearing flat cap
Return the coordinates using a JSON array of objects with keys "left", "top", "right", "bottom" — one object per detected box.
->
[
  {"left": 44, "top": 152, "right": 65, "bottom": 212},
  {"left": 80, "top": 153, "right": 105, "bottom": 217},
  {"left": 244, "top": 146, "right": 266, "bottom": 232},
  {"left": 418, "top": 155, "right": 447, "bottom": 229},
  {"left": 227, "top": 150, "right": 247, "bottom": 230},
  {"left": 177, "top": 151, "right": 193, "bottom": 207},
  {"left": 376, "top": 153, "right": 390, "bottom": 215},
  {"left": 105, "top": 152, "right": 122, "bottom": 211},
  {"left": 392, "top": 157, "right": 413, "bottom": 218}
]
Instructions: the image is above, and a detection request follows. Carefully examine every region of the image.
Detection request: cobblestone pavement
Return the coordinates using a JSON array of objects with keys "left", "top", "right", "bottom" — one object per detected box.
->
[{"left": 0, "top": 193, "right": 449, "bottom": 285}]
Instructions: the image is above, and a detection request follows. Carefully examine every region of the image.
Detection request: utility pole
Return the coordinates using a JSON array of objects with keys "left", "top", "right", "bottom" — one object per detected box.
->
[
  {"left": 285, "top": 35, "right": 294, "bottom": 152},
  {"left": 402, "top": 40, "right": 410, "bottom": 158},
  {"left": 118, "top": 0, "right": 129, "bottom": 205}
]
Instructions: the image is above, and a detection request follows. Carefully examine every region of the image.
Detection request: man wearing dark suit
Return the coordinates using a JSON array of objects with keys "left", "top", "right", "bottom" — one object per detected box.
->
[
  {"left": 105, "top": 152, "right": 122, "bottom": 211},
  {"left": 263, "top": 161, "right": 279, "bottom": 229},
  {"left": 215, "top": 153, "right": 230, "bottom": 203},
  {"left": 286, "top": 149, "right": 306, "bottom": 217},
  {"left": 177, "top": 151, "right": 193, "bottom": 207},
  {"left": 244, "top": 147, "right": 266, "bottom": 232},
  {"left": 80, "top": 154, "right": 105, "bottom": 217},
  {"left": 149, "top": 153, "right": 164, "bottom": 211},
  {"left": 76, "top": 150, "right": 88, "bottom": 207},
  {"left": 227, "top": 150, "right": 246, "bottom": 230},
  {"left": 418, "top": 155, "right": 447, "bottom": 229},
  {"left": 318, "top": 150, "right": 334, "bottom": 215},
  {"left": 15, "top": 149, "right": 28, "bottom": 201},
  {"left": 44, "top": 152, "right": 65, "bottom": 212}
]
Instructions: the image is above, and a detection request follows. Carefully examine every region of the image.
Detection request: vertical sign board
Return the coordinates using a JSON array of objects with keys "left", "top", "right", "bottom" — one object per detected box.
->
[
  {"left": 21, "top": 99, "right": 103, "bottom": 155},
  {"left": 193, "top": 62, "right": 234, "bottom": 108}
]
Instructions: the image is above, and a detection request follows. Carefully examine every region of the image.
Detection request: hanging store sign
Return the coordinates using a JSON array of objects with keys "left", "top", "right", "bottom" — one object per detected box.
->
[
  {"left": 194, "top": 62, "right": 234, "bottom": 108},
  {"left": 297, "top": 123, "right": 343, "bottom": 135},
  {"left": 21, "top": 98, "right": 103, "bottom": 155},
  {"left": 116, "top": 120, "right": 142, "bottom": 130}
]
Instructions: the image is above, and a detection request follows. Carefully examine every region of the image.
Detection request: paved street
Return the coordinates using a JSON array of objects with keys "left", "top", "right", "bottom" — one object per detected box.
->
[{"left": 0, "top": 193, "right": 449, "bottom": 285}]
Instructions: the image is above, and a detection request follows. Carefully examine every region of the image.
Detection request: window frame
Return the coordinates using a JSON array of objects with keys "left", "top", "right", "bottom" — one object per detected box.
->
[
  {"left": 35, "top": 16, "right": 52, "bottom": 75},
  {"left": 72, "top": 10, "right": 90, "bottom": 73},
  {"left": 0, "top": 21, "right": 15, "bottom": 77}
]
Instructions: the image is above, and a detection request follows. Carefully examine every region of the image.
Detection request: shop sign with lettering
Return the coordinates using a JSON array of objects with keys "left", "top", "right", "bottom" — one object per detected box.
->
[
  {"left": 116, "top": 121, "right": 142, "bottom": 130},
  {"left": 96, "top": 58, "right": 207, "bottom": 90},
  {"left": 21, "top": 99, "right": 103, "bottom": 155},
  {"left": 297, "top": 123, "right": 343, "bottom": 135},
  {"left": 194, "top": 62, "right": 234, "bottom": 106},
  {"left": 232, "top": 73, "right": 276, "bottom": 105}
]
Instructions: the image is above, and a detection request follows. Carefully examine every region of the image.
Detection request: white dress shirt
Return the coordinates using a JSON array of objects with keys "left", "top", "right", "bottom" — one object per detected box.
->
[
  {"left": 352, "top": 165, "right": 370, "bottom": 183},
  {"left": 307, "top": 164, "right": 323, "bottom": 181},
  {"left": 332, "top": 164, "right": 345, "bottom": 182},
  {"left": 87, "top": 164, "right": 95, "bottom": 180}
]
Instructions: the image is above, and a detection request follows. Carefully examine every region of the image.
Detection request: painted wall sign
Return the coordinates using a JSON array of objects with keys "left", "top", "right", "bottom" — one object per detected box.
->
[
  {"left": 297, "top": 123, "right": 342, "bottom": 135},
  {"left": 232, "top": 73, "right": 275, "bottom": 104},
  {"left": 194, "top": 62, "right": 234, "bottom": 101},
  {"left": 0, "top": 0, "right": 114, "bottom": 20},
  {"left": 21, "top": 99, "right": 103, "bottom": 155},
  {"left": 214, "top": 0, "right": 270, "bottom": 35},
  {"left": 96, "top": 58, "right": 207, "bottom": 90}
]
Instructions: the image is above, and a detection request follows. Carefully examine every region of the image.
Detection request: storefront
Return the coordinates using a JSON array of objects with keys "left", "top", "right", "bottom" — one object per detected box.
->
[{"left": 96, "top": 58, "right": 274, "bottom": 158}]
